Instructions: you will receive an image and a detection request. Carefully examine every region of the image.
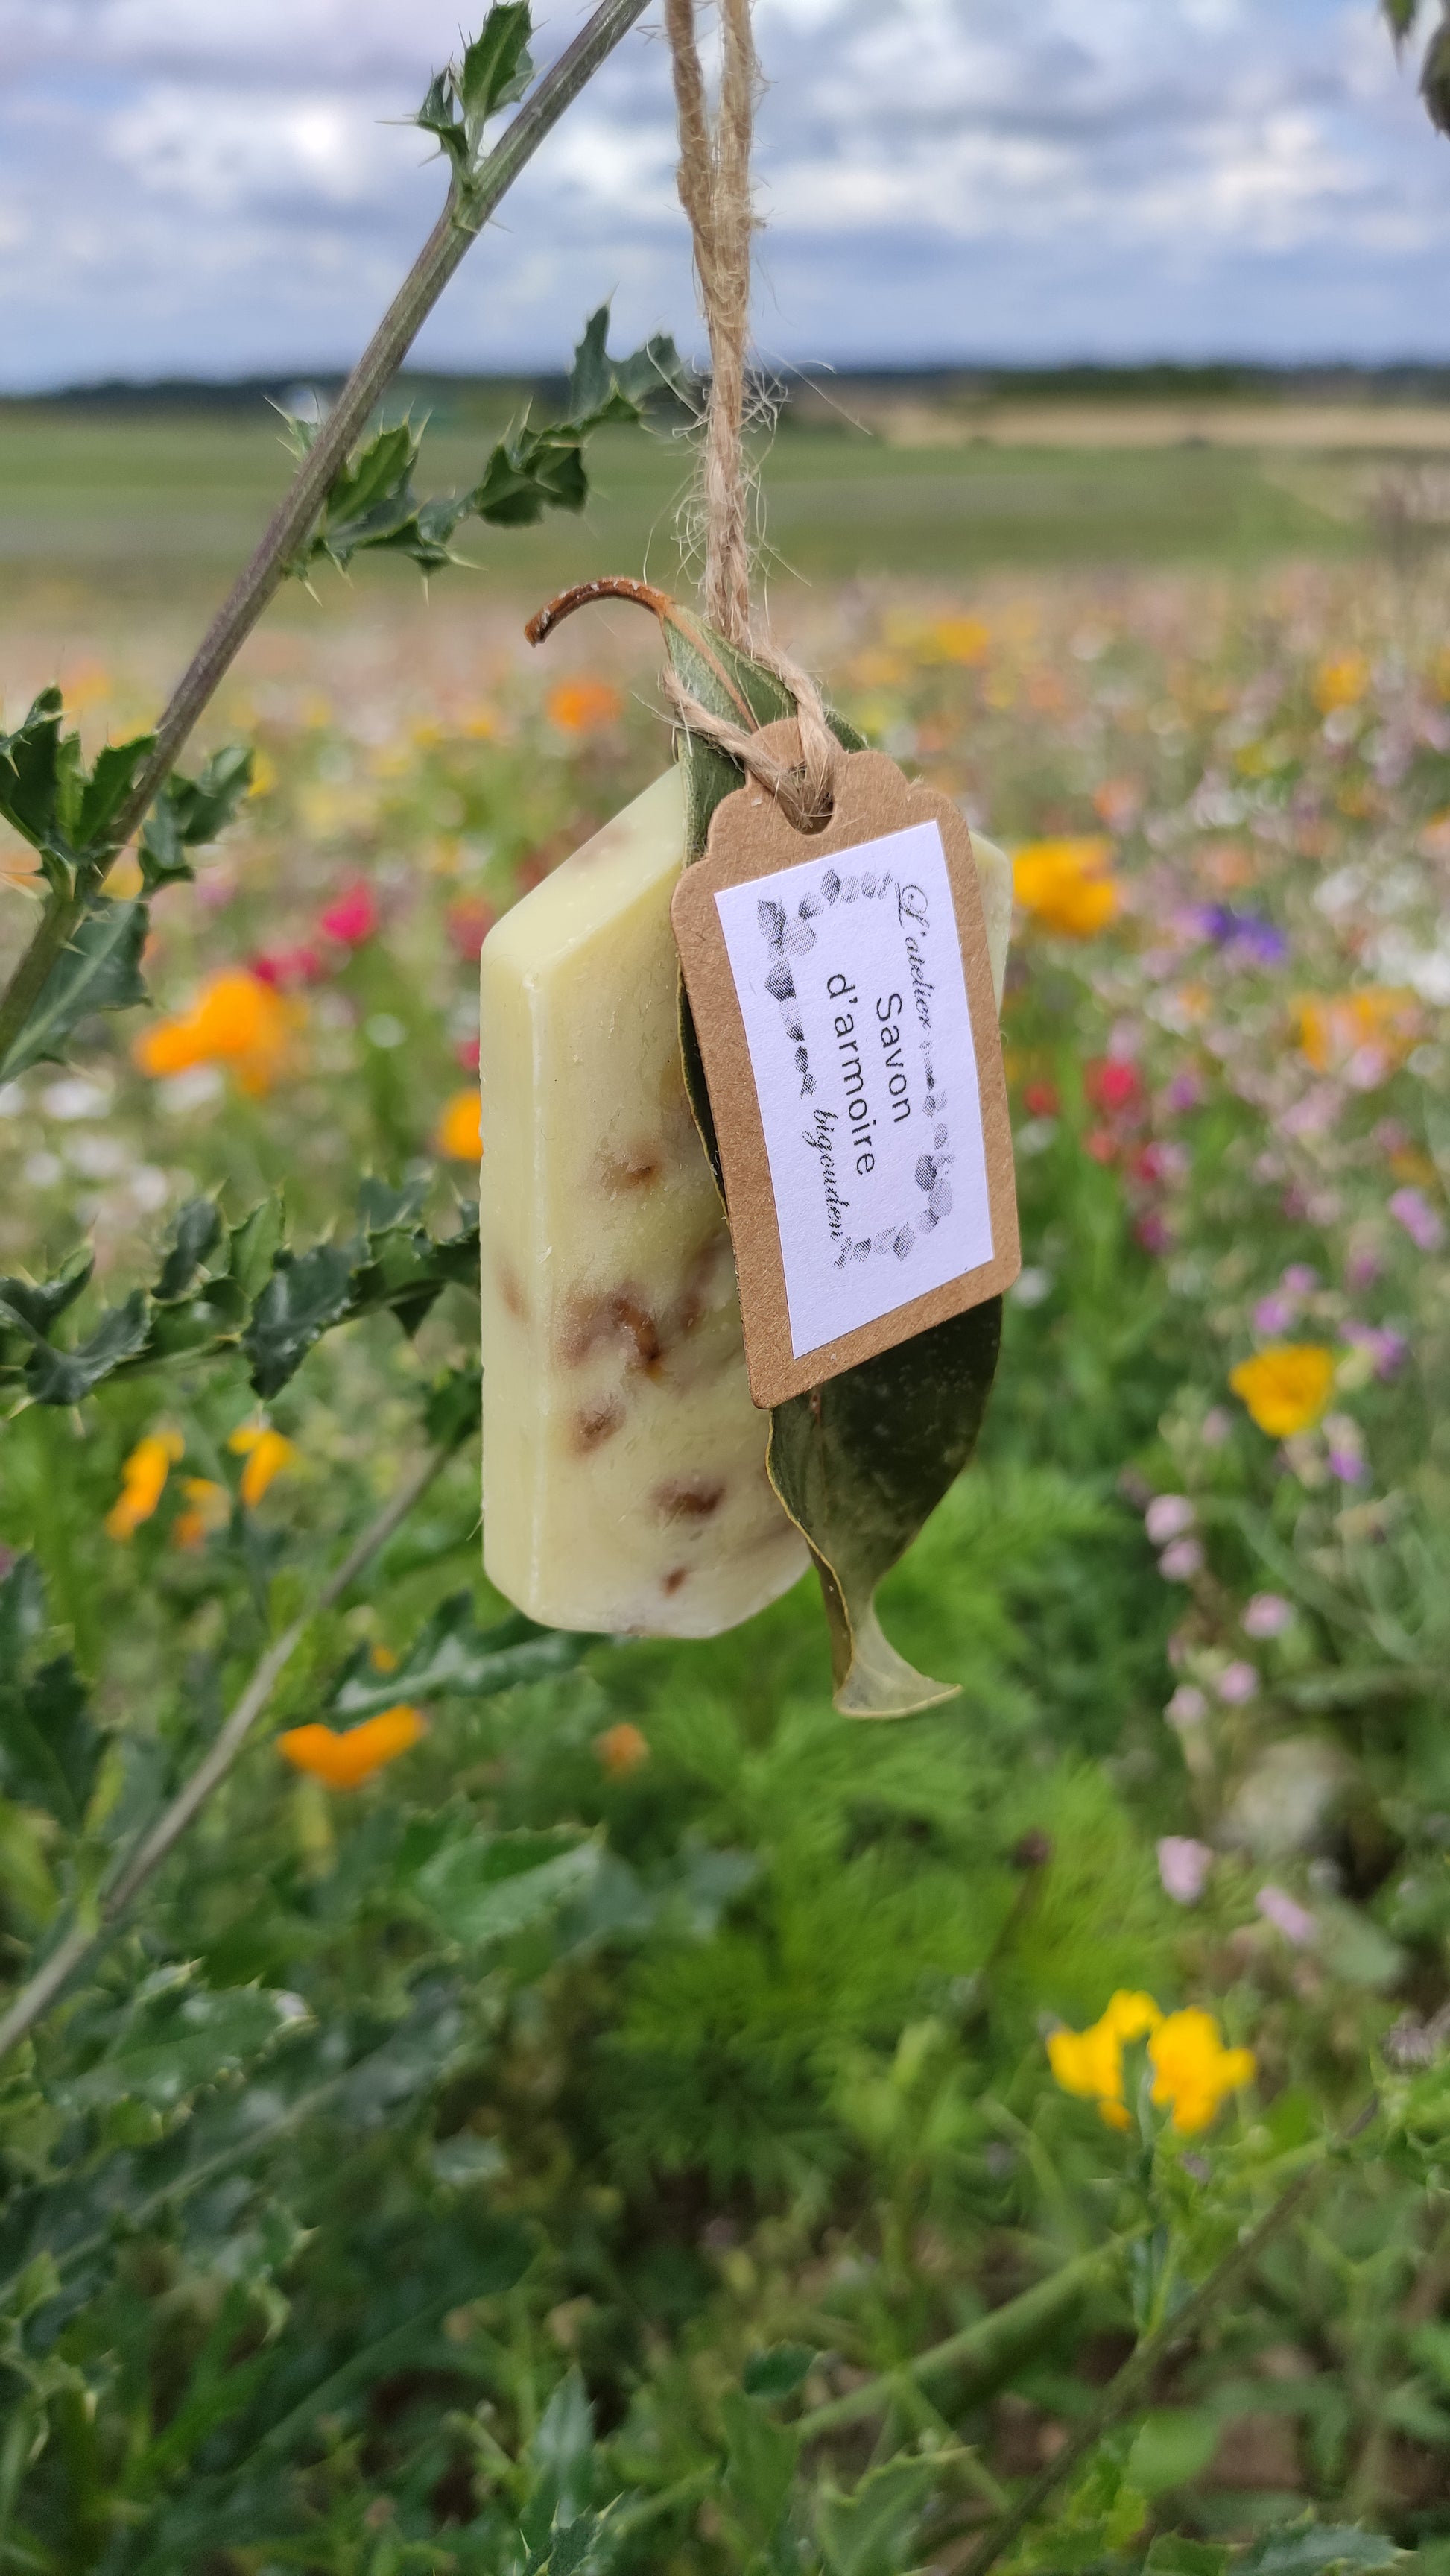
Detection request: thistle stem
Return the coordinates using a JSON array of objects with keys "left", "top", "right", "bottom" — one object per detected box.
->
[
  {"left": 0, "top": 1441, "right": 452, "bottom": 2062},
  {"left": 0, "top": 0, "right": 652, "bottom": 1076}
]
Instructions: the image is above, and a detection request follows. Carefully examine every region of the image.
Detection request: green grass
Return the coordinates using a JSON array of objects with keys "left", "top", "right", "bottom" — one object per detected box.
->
[{"left": 0, "top": 405, "right": 1366, "bottom": 624}]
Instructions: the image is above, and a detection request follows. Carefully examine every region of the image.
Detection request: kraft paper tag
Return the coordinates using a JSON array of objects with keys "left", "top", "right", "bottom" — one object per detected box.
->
[{"left": 672, "top": 724, "right": 1020, "bottom": 1409}]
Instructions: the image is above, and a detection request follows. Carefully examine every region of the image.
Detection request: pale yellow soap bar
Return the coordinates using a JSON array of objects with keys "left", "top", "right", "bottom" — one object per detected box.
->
[
  {"left": 478, "top": 772, "right": 1012, "bottom": 1639},
  {"left": 480, "top": 768, "right": 808, "bottom": 1638}
]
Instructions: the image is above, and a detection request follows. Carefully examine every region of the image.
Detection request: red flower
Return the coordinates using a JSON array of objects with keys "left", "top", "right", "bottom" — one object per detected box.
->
[
  {"left": 1023, "top": 1079, "right": 1060, "bottom": 1117},
  {"left": 250, "top": 942, "right": 326, "bottom": 988},
  {"left": 454, "top": 1035, "right": 481, "bottom": 1072},
  {"left": 1084, "top": 1127, "right": 1118, "bottom": 1165},
  {"left": 318, "top": 883, "right": 379, "bottom": 945},
  {"left": 1085, "top": 1058, "right": 1142, "bottom": 1115},
  {"left": 446, "top": 895, "right": 497, "bottom": 959}
]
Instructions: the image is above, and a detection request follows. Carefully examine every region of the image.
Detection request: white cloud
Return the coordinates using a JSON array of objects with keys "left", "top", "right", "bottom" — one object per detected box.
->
[{"left": 1, "top": 0, "right": 1447, "bottom": 386}]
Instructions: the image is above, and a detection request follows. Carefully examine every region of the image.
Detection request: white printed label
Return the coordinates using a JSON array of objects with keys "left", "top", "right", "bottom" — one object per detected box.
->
[{"left": 714, "top": 818, "right": 994, "bottom": 1362}]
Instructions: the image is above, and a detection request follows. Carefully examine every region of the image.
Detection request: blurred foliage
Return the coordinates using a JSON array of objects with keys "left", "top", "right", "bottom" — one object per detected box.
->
[{"left": 5, "top": 519, "right": 1450, "bottom": 2564}]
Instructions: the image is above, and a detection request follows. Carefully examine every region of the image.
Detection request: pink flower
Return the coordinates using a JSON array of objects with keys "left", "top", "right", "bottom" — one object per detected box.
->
[
  {"left": 318, "top": 883, "right": 379, "bottom": 946},
  {"left": 1243, "top": 1592, "right": 1292, "bottom": 1639},
  {"left": 1256, "top": 1884, "right": 1317, "bottom": 1946},
  {"left": 1389, "top": 1187, "right": 1444, "bottom": 1253},
  {"left": 1135, "top": 1210, "right": 1173, "bottom": 1254},
  {"left": 1146, "top": 1494, "right": 1196, "bottom": 1546},
  {"left": 1346, "top": 1243, "right": 1384, "bottom": 1291},
  {"left": 1158, "top": 1836, "right": 1214, "bottom": 1904},
  {"left": 1216, "top": 1660, "right": 1259, "bottom": 1705},
  {"left": 453, "top": 1035, "right": 481, "bottom": 1072},
  {"left": 1282, "top": 1264, "right": 1320, "bottom": 1296},
  {"left": 1159, "top": 1536, "right": 1205, "bottom": 1582},
  {"left": 1200, "top": 1407, "right": 1232, "bottom": 1447},
  {"left": 1165, "top": 1684, "right": 1209, "bottom": 1728}
]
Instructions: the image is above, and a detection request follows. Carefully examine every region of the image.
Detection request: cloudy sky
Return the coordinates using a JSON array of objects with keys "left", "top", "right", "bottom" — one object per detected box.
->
[{"left": 1, "top": 0, "right": 1447, "bottom": 391}]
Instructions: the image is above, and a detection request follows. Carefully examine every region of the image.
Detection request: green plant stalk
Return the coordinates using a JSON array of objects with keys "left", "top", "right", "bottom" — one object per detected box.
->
[
  {"left": 0, "top": 0, "right": 652, "bottom": 1076},
  {"left": 954, "top": 2098, "right": 1379, "bottom": 2576},
  {"left": 0, "top": 1440, "right": 453, "bottom": 2064},
  {"left": 794, "top": 2244, "right": 1117, "bottom": 2440}
]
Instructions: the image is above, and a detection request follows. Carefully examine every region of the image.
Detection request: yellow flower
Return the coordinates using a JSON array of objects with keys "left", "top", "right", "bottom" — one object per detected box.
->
[
  {"left": 1313, "top": 652, "right": 1369, "bottom": 713},
  {"left": 228, "top": 1424, "right": 298, "bottom": 1506},
  {"left": 1048, "top": 1991, "right": 1164, "bottom": 2130},
  {"left": 171, "top": 1477, "right": 229, "bottom": 1551},
  {"left": 1294, "top": 988, "right": 1419, "bottom": 1080},
  {"left": 278, "top": 1705, "right": 426, "bottom": 1790},
  {"left": 931, "top": 615, "right": 991, "bottom": 667},
  {"left": 105, "top": 1429, "right": 184, "bottom": 1541},
  {"left": 1013, "top": 837, "right": 1122, "bottom": 938},
  {"left": 595, "top": 1721, "right": 650, "bottom": 1778},
  {"left": 1148, "top": 2008, "right": 1256, "bottom": 2135},
  {"left": 435, "top": 1089, "right": 482, "bottom": 1161},
  {"left": 1229, "top": 1344, "right": 1335, "bottom": 1439},
  {"left": 134, "top": 971, "right": 298, "bottom": 1098}
]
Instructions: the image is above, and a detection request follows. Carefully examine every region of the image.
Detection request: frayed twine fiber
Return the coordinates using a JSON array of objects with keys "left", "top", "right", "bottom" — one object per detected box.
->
[
  {"left": 665, "top": 0, "right": 756, "bottom": 651},
  {"left": 665, "top": 1, "right": 842, "bottom": 828}
]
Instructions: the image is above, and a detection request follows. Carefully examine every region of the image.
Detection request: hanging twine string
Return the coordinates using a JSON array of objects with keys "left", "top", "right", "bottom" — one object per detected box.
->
[{"left": 663, "top": 0, "right": 843, "bottom": 830}]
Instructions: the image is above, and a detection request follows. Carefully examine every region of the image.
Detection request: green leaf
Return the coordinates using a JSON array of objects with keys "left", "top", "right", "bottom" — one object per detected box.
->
[
  {"left": 0, "top": 686, "right": 68, "bottom": 856},
  {"left": 0, "top": 895, "right": 148, "bottom": 1082},
  {"left": 1239, "top": 2526, "right": 1403, "bottom": 2575},
  {"left": 155, "top": 1197, "right": 224, "bottom": 1303},
  {"left": 24, "top": 1289, "right": 149, "bottom": 1404},
  {"left": 54, "top": 1976, "right": 306, "bottom": 2114},
  {"left": 1145, "top": 2542, "right": 1230, "bottom": 2576},
  {"left": 414, "top": 1826, "right": 601, "bottom": 1948},
  {"left": 815, "top": 2458, "right": 940, "bottom": 2576},
  {"left": 1422, "top": 19, "right": 1450, "bottom": 134},
  {"left": 458, "top": 3, "right": 534, "bottom": 120},
  {"left": 659, "top": 609, "right": 996, "bottom": 1716},
  {"left": 529, "top": 2367, "right": 595, "bottom": 2528},
  {"left": 721, "top": 2387, "right": 798, "bottom": 2546},
  {"left": 75, "top": 731, "right": 156, "bottom": 855},
  {"left": 242, "top": 1242, "right": 357, "bottom": 1398},
  {"left": 742, "top": 2345, "right": 817, "bottom": 2402},
  {"left": 0, "top": 1556, "right": 101, "bottom": 1830},
  {"left": 332, "top": 1597, "right": 598, "bottom": 1721},
  {"left": 0, "top": 1253, "right": 93, "bottom": 1346},
  {"left": 1127, "top": 2408, "right": 1220, "bottom": 2496},
  {"left": 1381, "top": 0, "right": 1424, "bottom": 47},
  {"left": 139, "top": 743, "right": 253, "bottom": 892}
]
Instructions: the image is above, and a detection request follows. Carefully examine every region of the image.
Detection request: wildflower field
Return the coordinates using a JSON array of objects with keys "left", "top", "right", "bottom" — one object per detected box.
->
[{"left": 3, "top": 467, "right": 1450, "bottom": 2571}]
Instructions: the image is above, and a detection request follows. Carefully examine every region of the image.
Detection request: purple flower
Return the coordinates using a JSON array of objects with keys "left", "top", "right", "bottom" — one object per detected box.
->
[
  {"left": 1341, "top": 1321, "right": 1408, "bottom": 1380},
  {"left": 1346, "top": 1243, "right": 1384, "bottom": 1291},
  {"left": 1390, "top": 1187, "right": 1445, "bottom": 1254},
  {"left": 1164, "top": 1069, "right": 1205, "bottom": 1114},
  {"left": 1281, "top": 1264, "right": 1320, "bottom": 1296},
  {"left": 1145, "top": 1493, "right": 1196, "bottom": 1546},
  {"left": 1158, "top": 1836, "right": 1215, "bottom": 1904},
  {"left": 1165, "top": 1684, "right": 1209, "bottom": 1728},
  {"left": 1324, "top": 1412, "right": 1368, "bottom": 1486},
  {"left": 1253, "top": 1293, "right": 1297, "bottom": 1337},
  {"left": 1243, "top": 1592, "right": 1293, "bottom": 1639},
  {"left": 1217, "top": 1660, "right": 1259, "bottom": 1705},
  {"left": 1159, "top": 1537, "right": 1205, "bottom": 1582},
  {"left": 1256, "top": 1884, "right": 1317, "bottom": 1947}
]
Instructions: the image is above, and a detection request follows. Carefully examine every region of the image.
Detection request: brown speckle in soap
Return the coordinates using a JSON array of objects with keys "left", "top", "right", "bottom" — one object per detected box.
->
[
  {"left": 661, "top": 1566, "right": 690, "bottom": 1595},
  {"left": 572, "top": 1400, "right": 624, "bottom": 1453},
  {"left": 602, "top": 1146, "right": 662, "bottom": 1193},
  {"left": 560, "top": 1288, "right": 663, "bottom": 1375},
  {"left": 655, "top": 1476, "right": 726, "bottom": 1524},
  {"left": 497, "top": 1259, "right": 528, "bottom": 1322}
]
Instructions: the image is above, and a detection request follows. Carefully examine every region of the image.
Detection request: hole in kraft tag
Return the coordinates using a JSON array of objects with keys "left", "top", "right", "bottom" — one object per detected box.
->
[{"left": 672, "top": 731, "right": 1020, "bottom": 1409}]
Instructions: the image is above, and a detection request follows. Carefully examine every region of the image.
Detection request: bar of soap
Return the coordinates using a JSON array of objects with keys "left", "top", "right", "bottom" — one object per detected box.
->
[
  {"left": 480, "top": 768, "right": 808, "bottom": 1637},
  {"left": 478, "top": 769, "right": 1013, "bottom": 1639}
]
